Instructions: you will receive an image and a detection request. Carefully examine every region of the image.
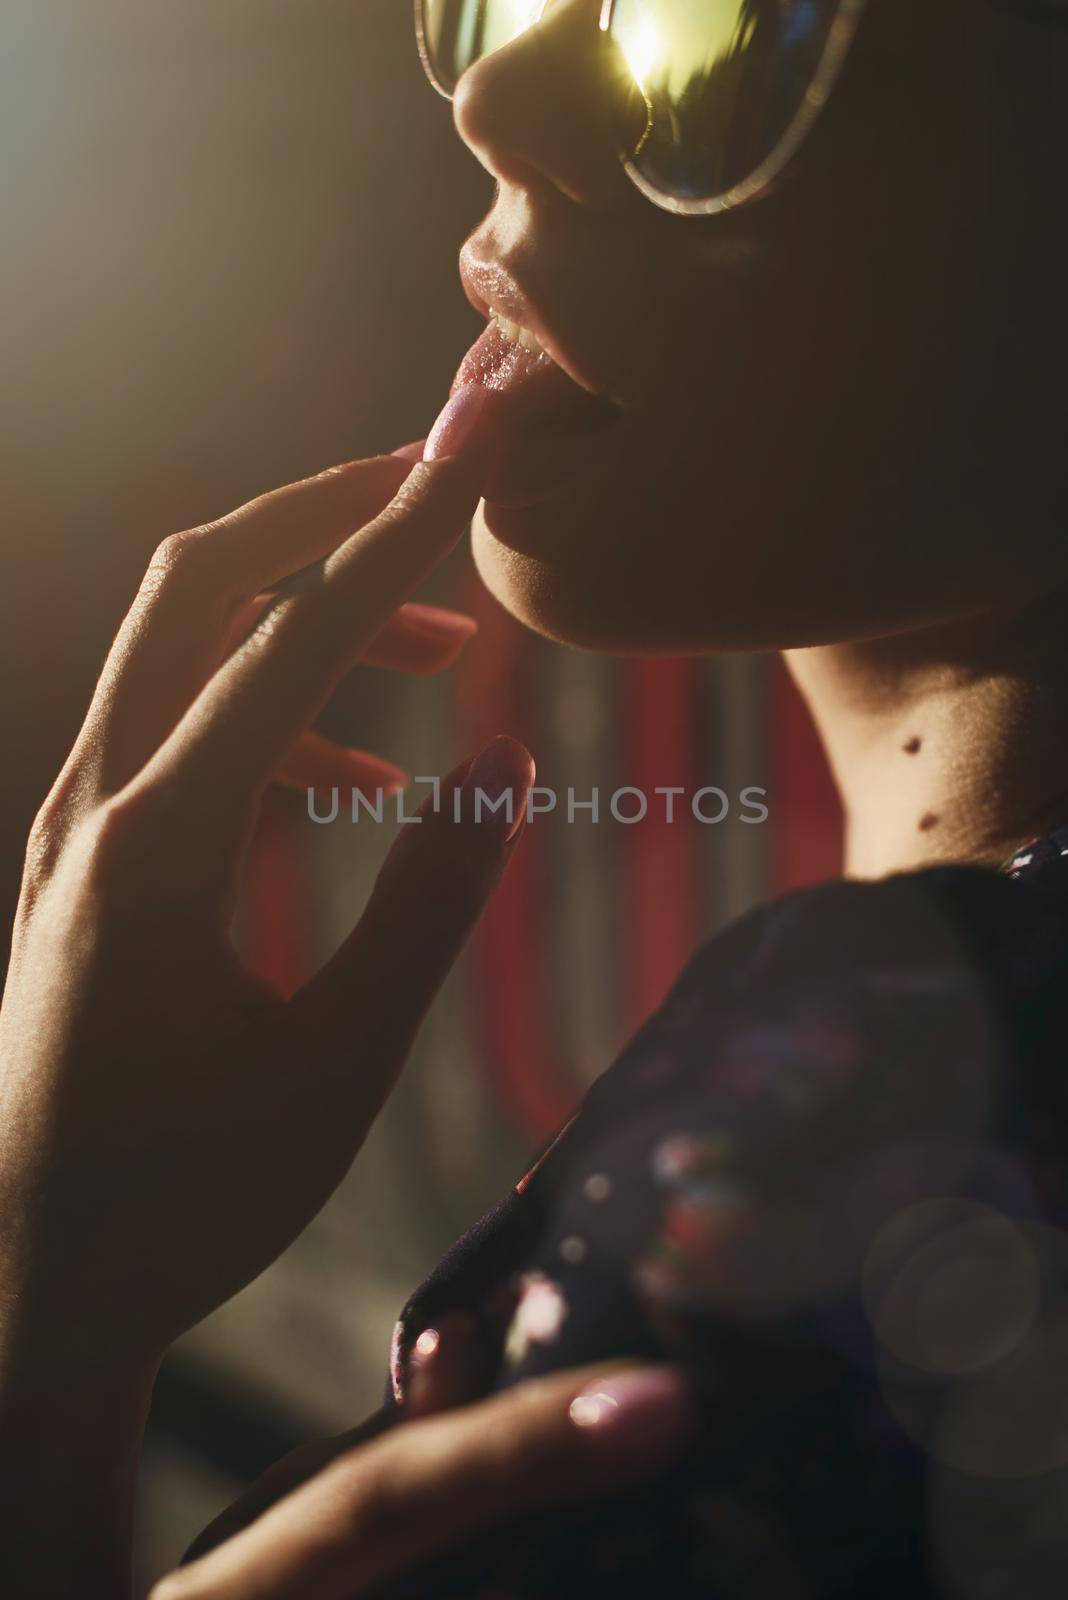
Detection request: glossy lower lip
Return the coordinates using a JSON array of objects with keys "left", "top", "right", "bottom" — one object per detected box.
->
[
  {"left": 451, "top": 318, "right": 621, "bottom": 510},
  {"left": 460, "top": 243, "right": 598, "bottom": 398}
]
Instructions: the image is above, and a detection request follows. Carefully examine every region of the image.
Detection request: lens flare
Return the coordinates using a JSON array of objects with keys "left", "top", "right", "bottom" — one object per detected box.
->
[
  {"left": 616, "top": 9, "right": 664, "bottom": 90},
  {"left": 603, "top": 0, "right": 863, "bottom": 213}
]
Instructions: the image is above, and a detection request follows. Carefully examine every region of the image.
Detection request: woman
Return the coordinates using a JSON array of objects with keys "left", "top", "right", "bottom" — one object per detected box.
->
[{"left": 2, "top": 0, "right": 1067, "bottom": 1594}]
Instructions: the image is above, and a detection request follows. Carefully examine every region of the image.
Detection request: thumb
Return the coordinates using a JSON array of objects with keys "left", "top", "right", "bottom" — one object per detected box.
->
[{"left": 293, "top": 734, "right": 534, "bottom": 1095}]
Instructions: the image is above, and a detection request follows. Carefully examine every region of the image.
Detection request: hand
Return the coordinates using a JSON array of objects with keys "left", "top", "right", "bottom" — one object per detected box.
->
[
  {"left": 152, "top": 1364, "right": 691, "bottom": 1600},
  {"left": 0, "top": 446, "right": 532, "bottom": 1592},
  {"left": 183, "top": 1311, "right": 498, "bottom": 1565}
]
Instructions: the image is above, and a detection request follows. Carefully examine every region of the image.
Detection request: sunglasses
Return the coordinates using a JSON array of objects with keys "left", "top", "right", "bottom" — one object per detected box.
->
[{"left": 415, "top": 0, "right": 868, "bottom": 216}]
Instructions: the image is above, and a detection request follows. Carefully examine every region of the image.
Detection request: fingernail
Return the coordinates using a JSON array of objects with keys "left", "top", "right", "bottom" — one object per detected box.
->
[
  {"left": 405, "top": 1311, "right": 482, "bottom": 1413},
  {"left": 569, "top": 1367, "right": 690, "bottom": 1462},
  {"left": 408, "top": 1310, "right": 477, "bottom": 1373},
  {"left": 411, "top": 1326, "right": 441, "bottom": 1368},
  {"left": 423, "top": 386, "right": 495, "bottom": 462},
  {"left": 461, "top": 735, "right": 534, "bottom": 843},
  {"left": 391, "top": 439, "right": 427, "bottom": 463},
  {"left": 345, "top": 753, "right": 409, "bottom": 797}
]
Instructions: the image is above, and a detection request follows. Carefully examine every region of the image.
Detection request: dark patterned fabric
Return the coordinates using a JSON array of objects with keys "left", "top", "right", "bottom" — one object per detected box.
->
[{"left": 386, "top": 856, "right": 1068, "bottom": 1597}]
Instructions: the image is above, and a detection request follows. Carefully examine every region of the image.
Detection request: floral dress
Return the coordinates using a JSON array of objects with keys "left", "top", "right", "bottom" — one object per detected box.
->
[{"left": 386, "top": 848, "right": 1068, "bottom": 1598}]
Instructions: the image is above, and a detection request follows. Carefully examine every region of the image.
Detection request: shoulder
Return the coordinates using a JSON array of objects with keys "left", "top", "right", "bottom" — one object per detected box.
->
[
  {"left": 392, "top": 863, "right": 1068, "bottom": 1394},
  {"left": 598, "top": 861, "right": 1068, "bottom": 1114},
  {"left": 522, "top": 862, "right": 1068, "bottom": 1338},
  {"left": 665, "top": 860, "right": 1063, "bottom": 1015}
]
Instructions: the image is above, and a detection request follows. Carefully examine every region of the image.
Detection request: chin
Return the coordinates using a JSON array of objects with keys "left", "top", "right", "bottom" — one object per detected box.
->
[
  {"left": 470, "top": 495, "right": 904, "bottom": 658},
  {"left": 469, "top": 423, "right": 838, "bottom": 654},
  {"left": 470, "top": 501, "right": 612, "bottom": 649}
]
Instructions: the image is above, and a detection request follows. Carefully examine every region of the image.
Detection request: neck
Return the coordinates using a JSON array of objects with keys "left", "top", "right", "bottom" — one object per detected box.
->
[{"left": 785, "top": 600, "right": 1068, "bottom": 880}]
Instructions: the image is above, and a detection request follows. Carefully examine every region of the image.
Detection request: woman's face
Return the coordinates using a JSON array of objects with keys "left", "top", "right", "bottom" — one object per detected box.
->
[{"left": 439, "top": 0, "right": 1066, "bottom": 651}]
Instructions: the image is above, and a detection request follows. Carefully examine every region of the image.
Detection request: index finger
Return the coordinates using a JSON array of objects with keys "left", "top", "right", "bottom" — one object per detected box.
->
[
  {"left": 132, "top": 451, "right": 486, "bottom": 825},
  {"left": 74, "top": 455, "right": 412, "bottom": 797},
  {"left": 152, "top": 1366, "right": 690, "bottom": 1600}
]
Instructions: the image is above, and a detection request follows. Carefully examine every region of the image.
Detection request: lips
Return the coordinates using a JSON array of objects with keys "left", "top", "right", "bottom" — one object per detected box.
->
[{"left": 446, "top": 249, "right": 623, "bottom": 510}]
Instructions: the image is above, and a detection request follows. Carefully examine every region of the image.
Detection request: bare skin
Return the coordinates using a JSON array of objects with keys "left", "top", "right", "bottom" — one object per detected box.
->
[
  {"left": 153, "top": 1361, "right": 690, "bottom": 1600},
  {"left": 788, "top": 601, "right": 1068, "bottom": 878},
  {"left": 0, "top": 444, "right": 546, "bottom": 1596}
]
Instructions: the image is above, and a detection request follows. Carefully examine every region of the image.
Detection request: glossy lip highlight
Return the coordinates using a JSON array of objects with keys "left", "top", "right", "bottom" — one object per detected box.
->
[
  {"left": 458, "top": 241, "right": 610, "bottom": 404},
  {"left": 447, "top": 224, "right": 634, "bottom": 510},
  {"left": 447, "top": 315, "right": 622, "bottom": 510}
]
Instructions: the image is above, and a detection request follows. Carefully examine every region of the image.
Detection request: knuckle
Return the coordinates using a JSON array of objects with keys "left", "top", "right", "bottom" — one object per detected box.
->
[
  {"left": 80, "top": 792, "right": 158, "bottom": 883},
  {"left": 25, "top": 793, "right": 67, "bottom": 869},
  {"left": 144, "top": 526, "right": 220, "bottom": 598},
  {"left": 21, "top": 773, "right": 92, "bottom": 895},
  {"left": 148, "top": 528, "right": 198, "bottom": 579},
  {"left": 22, "top": 806, "right": 66, "bottom": 901},
  {"left": 76, "top": 788, "right": 227, "bottom": 918}
]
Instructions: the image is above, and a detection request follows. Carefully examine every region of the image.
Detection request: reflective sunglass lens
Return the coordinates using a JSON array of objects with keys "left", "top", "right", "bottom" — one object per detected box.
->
[
  {"left": 419, "top": 0, "right": 543, "bottom": 96},
  {"left": 604, "top": 0, "right": 852, "bottom": 209}
]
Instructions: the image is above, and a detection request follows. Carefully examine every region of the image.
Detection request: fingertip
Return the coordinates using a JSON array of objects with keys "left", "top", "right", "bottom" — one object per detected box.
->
[
  {"left": 460, "top": 735, "right": 536, "bottom": 841},
  {"left": 343, "top": 752, "right": 410, "bottom": 797},
  {"left": 423, "top": 386, "right": 500, "bottom": 463},
  {"left": 350, "top": 761, "right": 409, "bottom": 793},
  {"left": 568, "top": 1366, "right": 693, "bottom": 1470},
  {"left": 486, "top": 733, "right": 536, "bottom": 790},
  {"left": 399, "top": 602, "right": 479, "bottom": 642},
  {"left": 406, "top": 1310, "right": 486, "bottom": 1416},
  {"left": 364, "top": 605, "right": 479, "bottom": 676}
]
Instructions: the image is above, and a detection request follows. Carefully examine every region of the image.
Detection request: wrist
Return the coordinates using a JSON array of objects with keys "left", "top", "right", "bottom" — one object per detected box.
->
[{"left": 0, "top": 1338, "right": 158, "bottom": 1600}]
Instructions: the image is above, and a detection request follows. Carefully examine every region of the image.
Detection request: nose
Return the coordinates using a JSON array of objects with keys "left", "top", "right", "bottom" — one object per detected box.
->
[{"left": 452, "top": 0, "right": 643, "bottom": 212}]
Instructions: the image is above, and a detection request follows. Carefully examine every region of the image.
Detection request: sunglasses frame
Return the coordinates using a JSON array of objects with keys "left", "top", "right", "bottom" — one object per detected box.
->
[
  {"left": 414, "top": 0, "right": 551, "bottom": 99},
  {"left": 415, "top": 0, "right": 868, "bottom": 216}
]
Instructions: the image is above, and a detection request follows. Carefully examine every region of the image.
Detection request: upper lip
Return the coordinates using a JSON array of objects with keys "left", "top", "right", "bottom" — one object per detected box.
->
[{"left": 458, "top": 240, "right": 605, "bottom": 400}]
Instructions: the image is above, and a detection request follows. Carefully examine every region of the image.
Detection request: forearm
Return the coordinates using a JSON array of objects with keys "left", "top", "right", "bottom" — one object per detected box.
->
[{"left": 0, "top": 1337, "right": 157, "bottom": 1600}]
